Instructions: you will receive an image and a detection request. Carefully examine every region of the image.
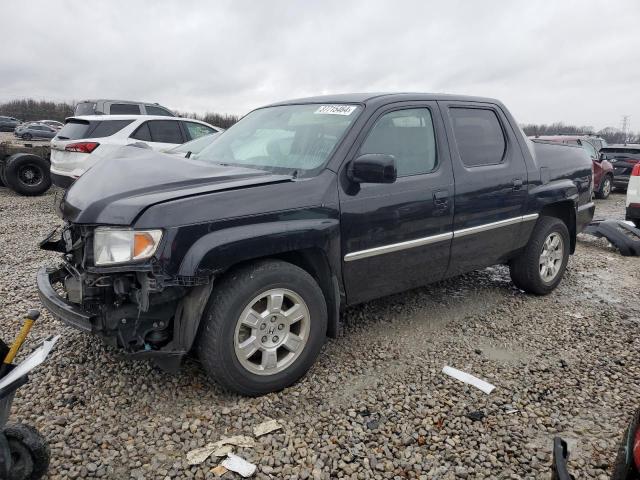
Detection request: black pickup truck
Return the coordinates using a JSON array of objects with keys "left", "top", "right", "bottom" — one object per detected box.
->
[{"left": 37, "top": 93, "right": 595, "bottom": 395}]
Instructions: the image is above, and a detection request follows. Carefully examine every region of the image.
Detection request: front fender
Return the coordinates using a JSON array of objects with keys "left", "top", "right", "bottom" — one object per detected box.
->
[{"left": 178, "top": 217, "right": 341, "bottom": 277}]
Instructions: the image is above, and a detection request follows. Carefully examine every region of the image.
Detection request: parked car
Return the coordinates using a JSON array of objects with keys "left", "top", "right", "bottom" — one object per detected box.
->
[
  {"left": 13, "top": 123, "right": 57, "bottom": 141},
  {"left": 37, "top": 93, "right": 594, "bottom": 396},
  {"left": 164, "top": 131, "right": 222, "bottom": 158},
  {"left": 626, "top": 162, "right": 640, "bottom": 228},
  {"left": 534, "top": 135, "right": 614, "bottom": 198},
  {"left": 74, "top": 99, "right": 175, "bottom": 117},
  {"left": 600, "top": 145, "right": 640, "bottom": 191},
  {"left": 49, "top": 115, "right": 221, "bottom": 187},
  {"left": 38, "top": 120, "right": 63, "bottom": 130},
  {"left": 0, "top": 116, "right": 21, "bottom": 132}
]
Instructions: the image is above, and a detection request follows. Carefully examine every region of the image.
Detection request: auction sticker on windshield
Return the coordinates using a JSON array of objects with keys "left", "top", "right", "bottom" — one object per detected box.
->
[{"left": 314, "top": 105, "right": 357, "bottom": 115}]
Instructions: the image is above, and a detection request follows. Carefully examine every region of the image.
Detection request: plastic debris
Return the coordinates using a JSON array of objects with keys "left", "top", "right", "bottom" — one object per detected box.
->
[
  {"left": 442, "top": 365, "right": 496, "bottom": 394},
  {"left": 221, "top": 453, "right": 257, "bottom": 477},
  {"left": 466, "top": 410, "right": 485, "bottom": 421},
  {"left": 253, "top": 419, "right": 282, "bottom": 437},
  {"left": 186, "top": 436, "right": 254, "bottom": 465}
]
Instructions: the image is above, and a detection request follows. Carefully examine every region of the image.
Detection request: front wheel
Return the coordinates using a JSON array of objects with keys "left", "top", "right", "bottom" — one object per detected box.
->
[
  {"left": 509, "top": 216, "right": 570, "bottom": 295},
  {"left": 4, "top": 423, "right": 50, "bottom": 480},
  {"left": 595, "top": 174, "right": 612, "bottom": 199},
  {"left": 197, "top": 260, "right": 327, "bottom": 396}
]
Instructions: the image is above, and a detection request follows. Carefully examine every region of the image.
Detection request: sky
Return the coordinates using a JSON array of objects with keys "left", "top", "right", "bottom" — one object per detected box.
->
[{"left": 2, "top": 0, "right": 639, "bottom": 131}]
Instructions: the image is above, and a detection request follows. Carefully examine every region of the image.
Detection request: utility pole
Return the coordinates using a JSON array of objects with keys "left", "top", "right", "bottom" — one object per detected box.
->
[{"left": 621, "top": 115, "right": 630, "bottom": 144}]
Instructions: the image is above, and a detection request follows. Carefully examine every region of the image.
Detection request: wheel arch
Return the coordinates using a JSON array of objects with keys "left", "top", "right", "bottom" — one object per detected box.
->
[{"left": 539, "top": 201, "right": 577, "bottom": 253}]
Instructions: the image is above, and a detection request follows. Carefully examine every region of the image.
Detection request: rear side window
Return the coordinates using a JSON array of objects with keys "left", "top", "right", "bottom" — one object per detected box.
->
[
  {"left": 359, "top": 108, "right": 437, "bottom": 177},
  {"left": 110, "top": 103, "right": 141, "bottom": 115},
  {"left": 146, "top": 105, "right": 173, "bottom": 116},
  {"left": 450, "top": 108, "right": 506, "bottom": 167},
  {"left": 130, "top": 123, "right": 152, "bottom": 141},
  {"left": 89, "top": 120, "right": 134, "bottom": 138},
  {"left": 57, "top": 119, "right": 133, "bottom": 140},
  {"left": 147, "top": 120, "right": 183, "bottom": 143},
  {"left": 183, "top": 121, "right": 216, "bottom": 140}
]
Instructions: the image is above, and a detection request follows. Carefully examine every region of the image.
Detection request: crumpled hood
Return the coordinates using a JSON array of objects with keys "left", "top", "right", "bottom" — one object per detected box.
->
[{"left": 60, "top": 147, "right": 292, "bottom": 225}]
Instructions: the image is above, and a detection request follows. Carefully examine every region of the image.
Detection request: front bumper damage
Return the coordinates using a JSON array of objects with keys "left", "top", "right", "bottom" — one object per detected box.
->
[{"left": 37, "top": 226, "right": 212, "bottom": 372}]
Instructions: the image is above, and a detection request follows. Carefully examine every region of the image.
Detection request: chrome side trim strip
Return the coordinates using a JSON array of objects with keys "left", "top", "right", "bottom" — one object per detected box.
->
[
  {"left": 453, "top": 213, "right": 539, "bottom": 238},
  {"left": 343, "top": 232, "right": 453, "bottom": 262},
  {"left": 343, "top": 213, "right": 539, "bottom": 262}
]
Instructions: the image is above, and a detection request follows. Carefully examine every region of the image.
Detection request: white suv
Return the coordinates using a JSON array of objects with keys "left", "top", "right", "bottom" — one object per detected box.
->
[{"left": 50, "top": 115, "right": 220, "bottom": 188}]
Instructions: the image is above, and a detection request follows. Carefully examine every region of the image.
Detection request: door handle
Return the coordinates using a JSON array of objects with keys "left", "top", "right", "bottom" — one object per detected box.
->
[
  {"left": 512, "top": 178, "right": 523, "bottom": 191},
  {"left": 433, "top": 190, "right": 448, "bottom": 208}
]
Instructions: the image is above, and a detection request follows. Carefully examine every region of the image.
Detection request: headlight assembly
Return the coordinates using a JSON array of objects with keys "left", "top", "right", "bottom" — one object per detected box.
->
[{"left": 93, "top": 228, "right": 162, "bottom": 266}]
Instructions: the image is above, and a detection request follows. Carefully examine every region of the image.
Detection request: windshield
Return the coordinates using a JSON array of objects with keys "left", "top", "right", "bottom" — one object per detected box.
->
[
  {"left": 192, "top": 103, "right": 361, "bottom": 176},
  {"left": 600, "top": 148, "right": 640, "bottom": 160},
  {"left": 167, "top": 132, "right": 220, "bottom": 155}
]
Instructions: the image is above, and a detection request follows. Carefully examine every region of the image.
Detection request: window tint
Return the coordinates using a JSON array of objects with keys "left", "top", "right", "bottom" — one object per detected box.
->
[
  {"left": 90, "top": 120, "right": 134, "bottom": 138},
  {"left": 110, "top": 103, "right": 141, "bottom": 115},
  {"left": 147, "top": 120, "right": 183, "bottom": 143},
  {"left": 146, "top": 105, "right": 173, "bottom": 116},
  {"left": 130, "top": 122, "right": 152, "bottom": 141},
  {"left": 359, "top": 108, "right": 437, "bottom": 176},
  {"left": 184, "top": 121, "right": 215, "bottom": 140},
  {"left": 450, "top": 108, "right": 506, "bottom": 167}
]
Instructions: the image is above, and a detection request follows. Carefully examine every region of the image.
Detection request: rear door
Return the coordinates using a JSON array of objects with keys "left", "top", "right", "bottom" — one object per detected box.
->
[
  {"left": 440, "top": 101, "right": 529, "bottom": 276},
  {"left": 339, "top": 102, "right": 455, "bottom": 305},
  {"left": 130, "top": 120, "right": 186, "bottom": 150}
]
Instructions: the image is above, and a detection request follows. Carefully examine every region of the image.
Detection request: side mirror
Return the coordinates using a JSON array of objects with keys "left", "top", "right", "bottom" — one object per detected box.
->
[{"left": 347, "top": 154, "right": 397, "bottom": 184}]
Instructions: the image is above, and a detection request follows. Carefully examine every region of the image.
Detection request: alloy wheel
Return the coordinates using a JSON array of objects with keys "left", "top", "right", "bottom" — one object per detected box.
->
[
  {"left": 539, "top": 232, "right": 564, "bottom": 282},
  {"left": 234, "top": 288, "right": 310, "bottom": 375}
]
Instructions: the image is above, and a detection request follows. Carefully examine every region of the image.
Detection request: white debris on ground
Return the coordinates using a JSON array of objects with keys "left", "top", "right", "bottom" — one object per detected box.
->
[
  {"left": 442, "top": 365, "right": 496, "bottom": 394},
  {"left": 221, "top": 453, "right": 257, "bottom": 477},
  {"left": 186, "top": 435, "right": 254, "bottom": 465},
  {"left": 253, "top": 419, "right": 282, "bottom": 437}
]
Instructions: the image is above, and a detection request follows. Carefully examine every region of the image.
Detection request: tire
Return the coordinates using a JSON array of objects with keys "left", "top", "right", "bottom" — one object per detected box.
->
[
  {"left": 20, "top": 134, "right": 32, "bottom": 141},
  {"left": 4, "top": 423, "right": 50, "bottom": 480},
  {"left": 509, "top": 216, "right": 570, "bottom": 295},
  {"left": 595, "top": 174, "right": 612, "bottom": 199},
  {"left": 0, "top": 162, "right": 7, "bottom": 187},
  {"left": 610, "top": 408, "right": 640, "bottom": 480},
  {"left": 4, "top": 154, "right": 51, "bottom": 196},
  {"left": 197, "top": 259, "right": 327, "bottom": 396}
]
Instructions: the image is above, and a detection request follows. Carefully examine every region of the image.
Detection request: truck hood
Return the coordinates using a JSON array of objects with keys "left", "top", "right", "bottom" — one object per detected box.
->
[{"left": 60, "top": 147, "right": 292, "bottom": 225}]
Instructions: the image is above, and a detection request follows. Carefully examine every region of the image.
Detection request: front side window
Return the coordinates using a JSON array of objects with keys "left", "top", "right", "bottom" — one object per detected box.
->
[
  {"left": 184, "top": 121, "right": 216, "bottom": 140},
  {"left": 577, "top": 139, "right": 597, "bottom": 158},
  {"left": 192, "top": 104, "right": 361, "bottom": 176},
  {"left": 450, "top": 107, "right": 506, "bottom": 167},
  {"left": 110, "top": 103, "right": 141, "bottom": 115},
  {"left": 359, "top": 108, "right": 437, "bottom": 177},
  {"left": 147, "top": 120, "right": 183, "bottom": 143}
]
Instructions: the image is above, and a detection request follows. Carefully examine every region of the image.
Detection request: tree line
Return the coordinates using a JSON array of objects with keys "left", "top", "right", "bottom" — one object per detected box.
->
[
  {"left": 521, "top": 122, "right": 639, "bottom": 145},
  {"left": 0, "top": 99, "right": 241, "bottom": 129}
]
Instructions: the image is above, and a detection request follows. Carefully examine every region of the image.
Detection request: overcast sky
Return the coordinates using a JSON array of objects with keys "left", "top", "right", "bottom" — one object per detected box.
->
[{"left": 2, "top": 0, "right": 639, "bottom": 130}]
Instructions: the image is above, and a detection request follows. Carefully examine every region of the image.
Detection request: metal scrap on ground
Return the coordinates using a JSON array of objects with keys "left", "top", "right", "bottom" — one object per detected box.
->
[
  {"left": 186, "top": 435, "right": 254, "bottom": 465},
  {"left": 253, "top": 419, "right": 282, "bottom": 437},
  {"left": 221, "top": 453, "right": 257, "bottom": 477},
  {"left": 442, "top": 365, "right": 496, "bottom": 394}
]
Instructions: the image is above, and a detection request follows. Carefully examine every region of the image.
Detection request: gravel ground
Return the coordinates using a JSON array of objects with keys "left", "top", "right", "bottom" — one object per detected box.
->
[{"left": 0, "top": 186, "right": 638, "bottom": 480}]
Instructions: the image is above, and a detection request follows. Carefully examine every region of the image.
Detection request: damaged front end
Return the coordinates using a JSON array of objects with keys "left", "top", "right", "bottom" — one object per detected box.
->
[{"left": 37, "top": 224, "right": 212, "bottom": 371}]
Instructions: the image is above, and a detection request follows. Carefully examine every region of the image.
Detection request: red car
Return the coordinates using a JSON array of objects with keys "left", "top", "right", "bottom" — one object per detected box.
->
[{"left": 534, "top": 135, "right": 614, "bottom": 199}]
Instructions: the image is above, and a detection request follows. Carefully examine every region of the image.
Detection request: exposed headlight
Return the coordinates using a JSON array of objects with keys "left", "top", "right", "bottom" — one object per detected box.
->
[{"left": 94, "top": 228, "right": 162, "bottom": 266}]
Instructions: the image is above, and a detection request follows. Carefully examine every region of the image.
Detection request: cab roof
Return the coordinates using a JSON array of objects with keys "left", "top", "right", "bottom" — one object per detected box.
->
[{"left": 266, "top": 92, "right": 502, "bottom": 107}]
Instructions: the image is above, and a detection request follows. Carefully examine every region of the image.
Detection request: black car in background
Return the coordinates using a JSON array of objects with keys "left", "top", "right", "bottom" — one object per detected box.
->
[
  {"left": 0, "top": 116, "right": 21, "bottom": 132},
  {"left": 600, "top": 145, "right": 640, "bottom": 190}
]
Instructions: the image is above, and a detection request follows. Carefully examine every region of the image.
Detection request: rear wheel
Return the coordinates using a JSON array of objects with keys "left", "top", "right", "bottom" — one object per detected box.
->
[
  {"left": 4, "top": 423, "right": 50, "bottom": 480},
  {"left": 4, "top": 154, "right": 51, "bottom": 196},
  {"left": 197, "top": 260, "right": 327, "bottom": 396},
  {"left": 595, "top": 174, "right": 612, "bottom": 199},
  {"left": 509, "top": 216, "right": 570, "bottom": 295}
]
